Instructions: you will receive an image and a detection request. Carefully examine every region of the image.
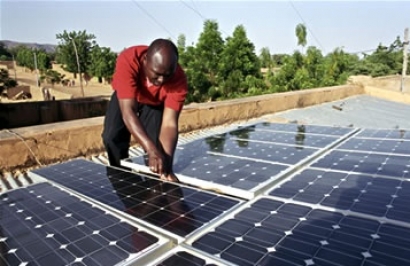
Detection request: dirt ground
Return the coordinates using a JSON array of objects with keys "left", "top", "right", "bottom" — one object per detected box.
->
[{"left": 1, "top": 64, "right": 114, "bottom": 102}]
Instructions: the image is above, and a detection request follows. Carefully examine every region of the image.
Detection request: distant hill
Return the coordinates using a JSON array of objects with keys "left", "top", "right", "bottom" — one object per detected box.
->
[{"left": 0, "top": 40, "right": 57, "bottom": 53}]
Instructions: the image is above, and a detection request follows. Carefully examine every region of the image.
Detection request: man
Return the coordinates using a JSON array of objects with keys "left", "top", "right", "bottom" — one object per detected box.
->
[{"left": 102, "top": 39, "right": 188, "bottom": 182}]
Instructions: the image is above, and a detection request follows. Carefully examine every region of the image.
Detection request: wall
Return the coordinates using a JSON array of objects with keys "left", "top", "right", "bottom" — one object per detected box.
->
[
  {"left": 0, "top": 96, "right": 109, "bottom": 129},
  {"left": 0, "top": 84, "right": 363, "bottom": 172}
]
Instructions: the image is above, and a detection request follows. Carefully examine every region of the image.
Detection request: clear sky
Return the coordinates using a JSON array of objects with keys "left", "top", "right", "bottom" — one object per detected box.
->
[{"left": 1, "top": 0, "right": 409, "bottom": 55}]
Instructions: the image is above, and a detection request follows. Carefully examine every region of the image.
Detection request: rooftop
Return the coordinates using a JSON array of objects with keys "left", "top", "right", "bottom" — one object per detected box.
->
[{"left": 1, "top": 78, "right": 410, "bottom": 265}]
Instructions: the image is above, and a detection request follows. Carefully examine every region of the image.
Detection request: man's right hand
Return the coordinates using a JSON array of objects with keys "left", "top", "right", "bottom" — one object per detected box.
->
[{"left": 147, "top": 147, "right": 165, "bottom": 175}]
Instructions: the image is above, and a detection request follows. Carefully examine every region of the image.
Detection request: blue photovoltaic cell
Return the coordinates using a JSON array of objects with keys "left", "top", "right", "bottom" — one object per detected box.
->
[
  {"left": 310, "top": 150, "right": 410, "bottom": 179},
  {"left": 0, "top": 182, "right": 161, "bottom": 266},
  {"left": 129, "top": 151, "right": 288, "bottom": 191},
  {"left": 337, "top": 138, "right": 410, "bottom": 156},
  {"left": 180, "top": 136, "right": 319, "bottom": 165},
  {"left": 252, "top": 122, "right": 355, "bottom": 136},
  {"left": 355, "top": 128, "right": 410, "bottom": 140},
  {"left": 268, "top": 168, "right": 410, "bottom": 222},
  {"left": 218, "top": 126, "right": 341, "bottom": 148},
  {"left": 192, "top": 197, "right": 410, "bottom": 266},
  {"left": 30, "top": 159, "right": 241, "bottom": 238}
]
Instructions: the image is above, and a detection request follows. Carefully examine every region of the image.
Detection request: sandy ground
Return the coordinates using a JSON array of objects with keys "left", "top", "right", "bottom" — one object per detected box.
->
[{"left": 1, "top": 64, "right": 114, "bottom": 102}]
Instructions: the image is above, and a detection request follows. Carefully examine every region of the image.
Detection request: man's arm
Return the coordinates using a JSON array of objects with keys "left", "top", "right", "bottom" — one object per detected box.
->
[
  {"left": 118, "top": 98, "right": 165, "bottom": 174},
  {"left": 159, "top": 106, "right": 180, "bottom": 181}
]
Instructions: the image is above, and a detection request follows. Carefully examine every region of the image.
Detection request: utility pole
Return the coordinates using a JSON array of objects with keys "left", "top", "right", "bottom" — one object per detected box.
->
[
  {"left": 11, "top": 54, "right": 17, "bottom": 80},
  {"left": 33, "top": 50, "right": 40, "bottom": 87},
  {"left": 69, "top": 37, "right": 85, "bottom": 97},
  {"left": 402, "top": 28, "right": 409, "bottom": 92}
]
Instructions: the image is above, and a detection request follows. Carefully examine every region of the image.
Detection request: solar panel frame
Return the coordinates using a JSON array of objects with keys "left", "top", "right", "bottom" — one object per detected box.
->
[
  {"left": 0, "top": 182, "right": 172, "bottom": 266},
  {"left": 146, "top": 245, "right": 236, "bottom": 266},
  {"left": 28, "top": 159, "right": 244, "bottom": 243},
  {"left": 250, "top": 122, "right": 357, "bottom": 136},
  {"left": 355, "top": 128, "right": 410, "bottom": 140}
]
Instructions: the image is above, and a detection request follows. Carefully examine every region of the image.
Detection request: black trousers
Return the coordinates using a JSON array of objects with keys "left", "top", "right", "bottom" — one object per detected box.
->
[{"left": 102, "top": 91, "right": 164, "bottom": 168}]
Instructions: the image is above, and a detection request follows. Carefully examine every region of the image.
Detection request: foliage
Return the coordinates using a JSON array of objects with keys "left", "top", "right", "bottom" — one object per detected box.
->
[
  {"left": 0, "top": 69, "right": 18, "bottom": 94},
  {"left": 15, "top": 46, "right": 51, "bottom": 71},
  {"left": 0, "top": 42, "right": 12, "bottom": 60},
  {"left": 184, "top": 20, "right": 225, "bottom": 102},
  {"left": 87, "top": 45, "right": 117, "bottom": 83},
  {"left": 39, "top": 69, "right": 65, "bottom": 87},
  {"left": 56, "top": 30, "right": 96, "bottom": 77},
  {"left": 295, "top": 23, "right": 307, "bottom": 48},
  {"left": 218, "top": 25, "right": 262, "bottom": 98}
]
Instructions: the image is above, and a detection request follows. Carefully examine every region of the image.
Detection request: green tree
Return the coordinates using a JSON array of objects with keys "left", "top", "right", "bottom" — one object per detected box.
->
[
  {"left": 56, "top": 30, "right": 96, "bottom": 78},
  {"left": 218, "top": 25, "right": 262, "bottom": 97},
  {"left": 185, "top": 20, "right": 225, "bottom": 102},
  {"left": 0, "top": 42, "right": 12, "bottom": 61},
  {"left": 0, "top": 69, "right": 18, "bottom": 95},
  {"left": 259, "top": 47, "right": 273, "bottom": 69},
  {"left": 87, "top": 45, "right": 117, "bottom": 84},
  {"left": 295, "top": 23, "right": 307, "bottom": 49},
  {"left": 40, "top": 69, "right": 65, "bottom": 87}
]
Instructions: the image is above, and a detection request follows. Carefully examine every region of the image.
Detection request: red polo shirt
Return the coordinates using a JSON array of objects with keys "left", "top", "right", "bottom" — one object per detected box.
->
[{"left": 112, "top": 45, "right": 188, "bottom": 112}]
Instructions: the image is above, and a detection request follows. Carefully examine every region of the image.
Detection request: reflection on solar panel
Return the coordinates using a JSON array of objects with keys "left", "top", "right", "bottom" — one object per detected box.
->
[
  {"left": 0, "top": 182, "right": 168, "bottom": 266},
  {"left": 337, "top": 137, "right": 410, "bottom": 156},
  {"left": 356, "top": 128, "right": 410, "bottom": 140},
  {"left": 253, "top": 122, "right": 355, "bottom": 136},
  {"left": 29, "top": 159, "right": 242, "bottom": 239},
  {"left": 268, "top": 168, "right": 410, "bottom": 222},
  {"left": 189, "top": 197, "right": 410, "bottom": 266},
  {"left": 310, "top": 150, "right": 410, "bottom": 179},
  {"left": 184, "top": 136, "right": 320, "bottom": 165},
  {"left": 148, "top": 246, "right": 228, "bottom": 266},
  {"left": 221, "top": 126, "right": 342, "bottom": 148}
]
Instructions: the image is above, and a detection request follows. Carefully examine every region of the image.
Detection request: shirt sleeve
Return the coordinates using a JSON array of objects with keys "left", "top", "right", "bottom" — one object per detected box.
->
[
  {"left": 164, "top": 66, "right": 188, "bottom": 112},
  {"left": 112, "top": 49, "right": 140, "bottom": 99}
]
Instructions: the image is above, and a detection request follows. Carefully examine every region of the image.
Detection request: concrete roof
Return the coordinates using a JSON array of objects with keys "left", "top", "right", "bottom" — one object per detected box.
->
[{"left": 263, "top": 94, "right": 410, "bottom": 130}]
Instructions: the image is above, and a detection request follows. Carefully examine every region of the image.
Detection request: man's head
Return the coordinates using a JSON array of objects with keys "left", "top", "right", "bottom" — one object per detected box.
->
[{"left": 143, "top": 39, "right": 179, "bottom": 87}]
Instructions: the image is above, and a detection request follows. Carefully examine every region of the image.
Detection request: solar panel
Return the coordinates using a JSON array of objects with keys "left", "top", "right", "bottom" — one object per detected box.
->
[
  {"left": 29, "top": 159, "right": 243, "bottom": 240},
  {"left": 336, "top": 137, "right": 410, "bottom": 156},
  {"left": 268, "top": 168, "right": 410, "bottom": 222},
  {"left": 0, "top": 182, "right": 170, "bottom": 266},
  {"left": 355, "top": 128, "right": 410, "bottom": 140},
  {"left": 252, "top": 122, "right": 356, "bottom": 136},
  {"left": 124, "top": 153, "right": 289, "bottom": 200},
  {"left": 188, "top": 197, "right": 410, "bottom": 266},
  {"left": 221, "top": 126, "right": 342, "bottom": 148},
  {"left": 310, "top": 150, "right": 410, "bottom": 179},
  {"left": 184, "top": 136, "right": 321, "bottom": 165}
]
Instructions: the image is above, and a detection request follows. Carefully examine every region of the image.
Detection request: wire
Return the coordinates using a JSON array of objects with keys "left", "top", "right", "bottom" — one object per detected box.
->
[
  {"left": 4, "top": 129, "right": 43, "bottom": 167},
  {"left": 178, "top": 0, "right": 230, "bottom": 37},
  {"left": 288, "top": 1, "right": 326, "bottom": 53},
  {"left": 130, "top": 0, "right": 177, "bottom": 41}
]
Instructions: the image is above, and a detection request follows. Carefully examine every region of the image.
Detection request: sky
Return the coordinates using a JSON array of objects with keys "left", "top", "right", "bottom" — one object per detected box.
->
[{"left": 1, "top": 0, "right": 409, "bottom": 55}]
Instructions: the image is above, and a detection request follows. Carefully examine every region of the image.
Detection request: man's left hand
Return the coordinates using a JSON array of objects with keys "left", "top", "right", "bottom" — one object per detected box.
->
[{"left": 160, "top": 172, "right": 179, "bottom": 182}]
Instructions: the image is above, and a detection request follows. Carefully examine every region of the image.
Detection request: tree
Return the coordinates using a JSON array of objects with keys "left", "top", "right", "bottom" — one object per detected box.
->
[
  {"left": 185, "top": 20, "right": 225, "bottom": 102},
  {"left": 259, "top": 47, "right": 273, "bottom": 69},
  {"left": 218, "top": 25, "right": 262, "bottom": 97},
  {"left": 40, "top": 69, "right": 65, "bottom": 87},
  {"left": 295, "top": 23, "right": 307, "bottom": 50},
  {"left": 56, "top": 30, "right": 96, "bottom": 78},
  {"left": 0, "top": 69, "right": 18, "bottom": 95},
  {"left": 0, "top": 42, "right": 12, "bottom": 61},
  {"left": 87, "top": 45, "right": 117, "bottom": 84}
]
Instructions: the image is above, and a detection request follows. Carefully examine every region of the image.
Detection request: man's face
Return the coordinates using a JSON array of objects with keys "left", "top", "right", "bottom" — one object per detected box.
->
[{"left": 143, "top": 53, "right": 176, "bottom": 87}]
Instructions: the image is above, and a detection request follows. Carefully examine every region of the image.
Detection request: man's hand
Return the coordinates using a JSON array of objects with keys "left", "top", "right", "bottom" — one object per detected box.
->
[
  {"left": 160, "top": 172, "right": 179, "bottom": 182},
  {"left": 147, "top": 147, "right": 165, "bottom": 175}
]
